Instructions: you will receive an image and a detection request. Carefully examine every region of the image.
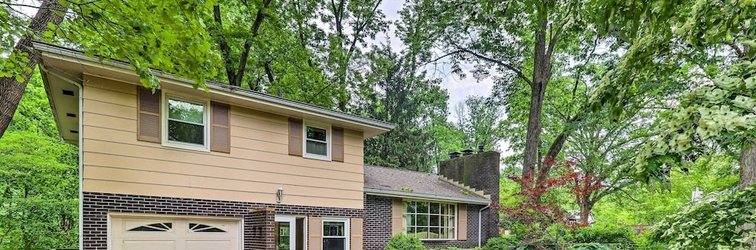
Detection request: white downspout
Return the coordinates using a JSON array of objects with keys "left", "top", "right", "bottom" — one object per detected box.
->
[
  {"left": 42, "top": 65, "right": 83, "bottom": 250},
  {"left": 478, "top": 202, "right": 492, "bottom": 248}
]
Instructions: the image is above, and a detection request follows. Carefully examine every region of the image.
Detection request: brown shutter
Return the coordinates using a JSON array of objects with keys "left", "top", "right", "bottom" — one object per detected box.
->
[
  {"left": 332, "top": 127, "right": 345, "bottom": 162},
  {"left": 308, "top": 217, "right": 322, "bottom": 250},
  {"left": 210, "top": 102, "right": 231, "bottom": 153},
  {"left": 458, "top": 204, "right": 468, "bottom": 240},
  {"left": 288, "top": 118, "right": 303, "bottom": 156},
  {"left": 137, "top": 87, "right": 161, "bottom": 143},
  {"left": 350, "top": 218, "right": 363, "bottom": 250},
  {"left": 391, "top": 198, "right": 403, "bottom": 235}
]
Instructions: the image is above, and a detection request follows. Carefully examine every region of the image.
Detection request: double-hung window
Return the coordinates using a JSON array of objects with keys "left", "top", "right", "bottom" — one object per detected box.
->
[
  {"left": 403, "top": 201, "right": 456, "bottom": 240},
  {"left": 303, "top": 122, "right": 330, "bottom": 160},
  {"left": 322, "top": 219, "right": 348, "bottom": 250},
  {"left": 164, "top": 95, "right": 209, "bottom": 150}
]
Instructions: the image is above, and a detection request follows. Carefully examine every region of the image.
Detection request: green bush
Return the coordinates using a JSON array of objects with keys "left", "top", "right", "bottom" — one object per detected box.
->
[
  {"left": 570, "top": 223, "right": 636, "bottom": 247},
  {"left": 385, "top": 234, "right": 427, "bottom": 250},
  {"left": 566, "top": 243, "right": 612, "bottom": 250},
  {"left": 483, "top": 235, "right": 517, "bottom": 250}
]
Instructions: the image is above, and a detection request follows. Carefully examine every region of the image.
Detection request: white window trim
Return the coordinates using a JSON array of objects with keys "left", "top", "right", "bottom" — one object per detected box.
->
[
  {"left": 402, "top": 200, "right": 458, "bottom": 241},
  {"left": 161, "top": 91, "right": 210, "bottom": 152},
  {"left": 302, "top": 121, "right": 331, "bottom": 161},
  {"left": 322, "top": 217, "right": 349, "bottom": 250}
]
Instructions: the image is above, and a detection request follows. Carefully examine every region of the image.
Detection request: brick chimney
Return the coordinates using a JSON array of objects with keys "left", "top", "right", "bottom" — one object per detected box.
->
[{"left": 439, "top": 150, "right": 500, "bottom": 244}]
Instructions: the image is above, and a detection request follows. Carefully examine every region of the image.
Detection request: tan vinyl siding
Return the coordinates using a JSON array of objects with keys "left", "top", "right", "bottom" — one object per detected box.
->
[
  {"left": 81, "top": 75, "right": 365, "bottom": 209},
  {"left": 391, "top": 198, "right": 403, "bottom": 235}
]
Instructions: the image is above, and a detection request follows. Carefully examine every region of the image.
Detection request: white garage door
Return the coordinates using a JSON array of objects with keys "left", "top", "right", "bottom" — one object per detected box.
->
[{"left": 111, "top": 215, "right": 241, "bottom": 250}]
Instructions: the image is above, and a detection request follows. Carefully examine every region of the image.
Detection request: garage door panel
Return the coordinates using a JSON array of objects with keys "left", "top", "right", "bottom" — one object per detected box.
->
[
  {"left": 186, "top": 240, "right": 231, "bottom": 250},
  {"left": 121, "top": 240, "right": 176, "bottom": 250},
  {"left": 111, "top": 215, "right": 239, "bottom": 250}
]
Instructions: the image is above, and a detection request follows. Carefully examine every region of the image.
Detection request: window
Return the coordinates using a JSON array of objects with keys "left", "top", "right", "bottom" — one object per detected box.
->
[
  {"left": 163, "top": 94, "right": 209, "bottom": 151},
  {"left": 189, "top": 223, "right": 226, "bottom": 232},
  {"left": 303, "top": 122, "right": 330, "bottom": 160},
  {"left": 127, "top": 222, "right": 172, "bottom": 232},
  {"left": 322, "top": 218, "right": 348, "bottom": 250},
  {"left": 403, "top": 201, "right": 456, "bottom": 240}
]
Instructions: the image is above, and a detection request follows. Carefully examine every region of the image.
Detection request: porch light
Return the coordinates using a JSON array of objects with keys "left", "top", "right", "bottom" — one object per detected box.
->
[{"left": 276, "top": 187, "right": 284, "bottom": 203}]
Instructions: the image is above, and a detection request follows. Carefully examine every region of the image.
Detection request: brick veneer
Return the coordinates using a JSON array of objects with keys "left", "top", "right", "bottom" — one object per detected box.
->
[
  {"left": 363, "top": 194, "right": 392, "bottom": 249},
  {"left": 83, "top": 192, "right": 363, "bottom": 250}
]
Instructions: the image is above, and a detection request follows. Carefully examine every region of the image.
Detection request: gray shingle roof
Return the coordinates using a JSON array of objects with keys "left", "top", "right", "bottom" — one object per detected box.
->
[{"left": 363, "top": 165, "right": 490, "bottom": 204}]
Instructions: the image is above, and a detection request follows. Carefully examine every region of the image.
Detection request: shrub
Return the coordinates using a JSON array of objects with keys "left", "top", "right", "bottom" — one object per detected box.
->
[
  {"left": 566, "top": 243, "right": 612, "bottom": 250},
  {"left": 570, "top": 222, "right": 636, "bottom": 247},
  {"left": 385, "top": 234, "right": 427, "bottom": 250},
  {"left": 483, "top": 235, "right": 517, "bottom": 250}
]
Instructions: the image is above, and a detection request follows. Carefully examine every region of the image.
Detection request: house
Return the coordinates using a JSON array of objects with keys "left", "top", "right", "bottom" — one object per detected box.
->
[
  {"left": 363, "top": 150, "right": 501, "bottom": 249},
  {"left": 34, "top": 42, "right": 499, "bottom": 250}
]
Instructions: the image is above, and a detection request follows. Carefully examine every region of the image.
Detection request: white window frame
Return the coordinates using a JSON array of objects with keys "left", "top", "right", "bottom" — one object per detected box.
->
[
  {"left": 402, "top": 200, "right": 458, "bottom": 241},
  {"left": 161, "top": 91, "right": 210, "bottom": 152},
  {"left": 302, "top": 121, "right": 331, "bottom": 161},
  {"left": 321, "top": 217, "right": 349, "bottom": 250}
]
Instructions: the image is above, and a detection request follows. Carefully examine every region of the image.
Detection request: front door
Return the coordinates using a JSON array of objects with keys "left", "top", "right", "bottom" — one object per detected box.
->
[{"left": 275, "top": 215, "right": 306, "bottom": 250}]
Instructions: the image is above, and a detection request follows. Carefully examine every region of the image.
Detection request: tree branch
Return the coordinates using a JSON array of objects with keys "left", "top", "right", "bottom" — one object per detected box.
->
[{"left": 457, "top": 47, "right": 533, "bottom": 86}]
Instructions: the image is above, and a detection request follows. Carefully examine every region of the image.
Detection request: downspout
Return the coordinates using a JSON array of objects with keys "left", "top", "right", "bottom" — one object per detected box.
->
[
  {"left": 478, "top": 202, "right": 492, "bottom": 248},
  {"left": 41, "top": 65, "right": 83, "bottom": 250}
]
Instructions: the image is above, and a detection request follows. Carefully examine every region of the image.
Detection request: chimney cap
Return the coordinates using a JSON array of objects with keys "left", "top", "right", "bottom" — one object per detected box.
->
[
  {"left": 449, "top": 151, "right": 461, "bottom": 158},
  {"left": 462, "top": 149, "right": 474, "bottom": 155},
  {"left": 478, "top": 145, "right": 484, "bottom": 153}
]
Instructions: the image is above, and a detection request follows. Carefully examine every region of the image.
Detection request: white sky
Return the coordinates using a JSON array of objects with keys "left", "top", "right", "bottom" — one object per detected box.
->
[{"left": 377, "top": 1, "right": 496, "bottom": 121}]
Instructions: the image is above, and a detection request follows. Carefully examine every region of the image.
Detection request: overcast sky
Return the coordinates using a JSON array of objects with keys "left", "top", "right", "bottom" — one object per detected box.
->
[{"left": 376, "top": 1, "right": 496, "bottom": 122}]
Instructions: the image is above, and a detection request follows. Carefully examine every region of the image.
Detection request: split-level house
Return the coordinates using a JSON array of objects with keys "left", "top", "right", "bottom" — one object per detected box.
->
[{"left": 34, "top": 42, "right": 499, "bottom": 250}]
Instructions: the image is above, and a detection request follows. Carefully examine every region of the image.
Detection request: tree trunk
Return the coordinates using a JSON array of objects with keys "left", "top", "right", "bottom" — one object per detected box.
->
[
  {"left": 522, "top": 18, "right": 550, "bottom": 196},
  {"left": 740, "top": 142, "right": 756, "bottom": 190},
  {"left": 579, "top": 199, "right": 593, "bottom": 225},
  {"left": 0, "top": 0, "right": 67, "bottom": 138}
]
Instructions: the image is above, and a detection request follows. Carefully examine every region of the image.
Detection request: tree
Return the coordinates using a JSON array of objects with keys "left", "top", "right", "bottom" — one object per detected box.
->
[
  {"left": 452, "top": 95, "right": 506, "bottom": 151},
  {"left": 0, "top": 0, "right": 66, "bottom": 138},
  {"left": 357, "top": 45, "right": 449, "bottom": 171},
  {"left": 591, "top": 0, "right": 756, "bottom": 189},
  {"left": 0, "top": 70, "right": 78, "bottom": 250}
]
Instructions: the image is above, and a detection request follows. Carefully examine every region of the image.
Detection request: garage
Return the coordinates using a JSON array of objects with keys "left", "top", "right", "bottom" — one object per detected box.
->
[{"left": 110, "top": 215, "right": 241, "bottom": 250}]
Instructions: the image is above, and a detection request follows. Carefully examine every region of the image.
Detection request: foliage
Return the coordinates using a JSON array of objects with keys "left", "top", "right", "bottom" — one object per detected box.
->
[
  {"left": 648, "top": 186, "right": 756, "bottom": 249},
  {"left": 483, "top": 235, "right": 517, "bottom": 250},
  {"left": 0, "top": 70, "right": 79, "bottom": 249},
  {"left": 358, "top": 46, "right": 450, "bottom": 171},
  {"left": 384, "top": 233, "right": 427, "bottom": 250},
  {"left": 565, "top": 243, "right": 612, "bottom": 250},
  {"left": 452, "top": 95, "right": 506, "bottom": 151},
  {"left": 569, "top": 223, "right": 636, "bottom": 246}
]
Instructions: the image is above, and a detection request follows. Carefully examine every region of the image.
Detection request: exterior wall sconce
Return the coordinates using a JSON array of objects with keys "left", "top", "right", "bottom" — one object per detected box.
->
[{"left": 276, "top": 187, "right": 284, "bottom": 203}]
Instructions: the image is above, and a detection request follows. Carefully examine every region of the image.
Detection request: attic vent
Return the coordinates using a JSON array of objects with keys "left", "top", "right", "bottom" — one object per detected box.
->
[
  {"left": 62, "top": 90, "right": 75, "bottom": 96},
  {"left": 69, "top": 130, "right": 78, "bottom": 134},
  {"left": 66, "top": 113, "right": 76, "bottom": 118}
]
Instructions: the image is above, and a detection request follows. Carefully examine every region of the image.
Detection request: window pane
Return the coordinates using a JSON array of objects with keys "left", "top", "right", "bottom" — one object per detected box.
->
[
  {"left": 306, "top": 140, "right": 327, "bottom": 155},
  {"left": 168, "top": 99, "right": 204, "bottom": 123},
  {"left": 323, "top": 222, "right": 344, "bottom": 236},
  {"left": 416, "top": 214, "right": 428, "bottom": 227},
  {"left": 430, "top": 203, "right": 440, "bottom": 214},
  {"left": 168, "top": 120, "right": 204, "bottom": 145},
  {"left": 405, "top": 201, "right": 416, "bottom": 213},
  {"left": 430, "top": 227, "right": 439, "bottom": 239},
  {"left": 306, "top": 126, "right": 327, "bottom": 141},
  {"left": 440, "top": 228, "right": 448, "bottom": 239},
  {"left": 415, "top": 227, "right": 428, "bottom": 239},
  {"left": 403, "top": 214, "right": 412, "bottom": 229},
  {"left": 430, "top": 215, "right": 439, "bottom": 226},
  {"left": 322, "top": 238, "right": 345, "bottom": 250},
  {"left": 417, "top": 202, "right": 428, "bottom": 214}
]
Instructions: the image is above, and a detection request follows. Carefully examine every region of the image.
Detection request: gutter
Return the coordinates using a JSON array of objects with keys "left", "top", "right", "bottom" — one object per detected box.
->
[
  {"left": 364, "top": 188, "right": 490, "bottom": 205},
  {"left": 39, "top": 64, "right": 83, "bottom": 250},
  {"left": 478, "top": 202, "right": 492, "bottom": 248}
]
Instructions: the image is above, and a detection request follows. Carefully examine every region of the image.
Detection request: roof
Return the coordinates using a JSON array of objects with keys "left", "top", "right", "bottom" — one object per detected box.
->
[
  {"left": 32, "top": 42, "right": 394, "bottom": 143},
  {"left": 363, "top": 165, "right": 491, "bottom": 205}
]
